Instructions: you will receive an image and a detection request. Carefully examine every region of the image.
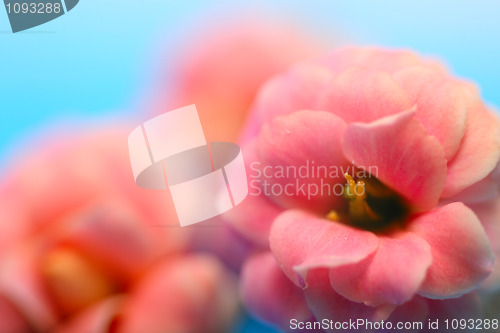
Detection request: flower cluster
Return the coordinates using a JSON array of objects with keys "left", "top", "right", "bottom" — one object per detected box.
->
[
  {"left": 229, "top": 47, "right": 500, "bottom": 332},
  {"left": 1, "top": 20, "right": 499, "bottom": 333}
]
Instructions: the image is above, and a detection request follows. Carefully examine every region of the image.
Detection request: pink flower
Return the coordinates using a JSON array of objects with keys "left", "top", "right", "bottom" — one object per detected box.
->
[
  {"left": 229, "top": 47, "right": 500, "bottom": 330},
  {"left": 242, "top": 252, "right": 483, "bottom": 333},
  {"left": 148, "top": 17, "right": 330, "bottom": 272},
  {"left": 0, "top": 127, "right": 238, "bottom": 333},
  {"left": 148, "top": 17, "right": 327, "bottom": 141}
]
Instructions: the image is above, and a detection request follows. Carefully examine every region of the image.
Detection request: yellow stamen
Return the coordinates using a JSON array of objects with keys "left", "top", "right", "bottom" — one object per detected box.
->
[
  {"left": 355, "top": 180, "right": 366, "bottom": 200},
  {"left": 327, "top": 172, "right": 409, "bottom": 231},
  {"left": 345, "top": 173, "right": 356, "bottom": 196},
  {"left": 343, "top": 173, "right": 382, "bottom": 224},
  {"left": 326, "top": 210, "right": 340, "bottom": 221}
]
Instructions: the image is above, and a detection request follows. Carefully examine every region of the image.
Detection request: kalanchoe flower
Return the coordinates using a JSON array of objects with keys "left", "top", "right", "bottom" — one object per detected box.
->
[
  {"left": 229, "top": 47, "right": 500, "bottom": 331},
  {"left": 149, "top": 17, "right": 326, "bottom": 141},
  {"left": 0, "top": 129, "right": 239, "bottom": 333}
]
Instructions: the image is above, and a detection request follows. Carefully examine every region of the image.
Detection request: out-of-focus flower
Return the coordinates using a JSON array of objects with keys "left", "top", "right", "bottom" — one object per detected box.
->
[
  {"left": 149, "top": 17, "right": 327, "bottom": 141},
  {"left": 0, "top": 126, "right": 238, "bottom": 333},
  {"left": 228, "top": 47, "right": 500, "bottom": 331},
  {"left": 149, "top": 17, "right": 330, "bottom": 273}
]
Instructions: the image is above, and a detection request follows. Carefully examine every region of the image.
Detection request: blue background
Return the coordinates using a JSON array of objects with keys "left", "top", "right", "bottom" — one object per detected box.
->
[{"left": 0, "top": 1, "right": 498, "bottom": 332}]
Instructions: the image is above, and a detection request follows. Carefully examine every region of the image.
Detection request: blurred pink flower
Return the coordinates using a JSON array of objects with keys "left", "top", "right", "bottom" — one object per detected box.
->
[
  {"left": 149, "top": 17, "right": 330, "bottom": 272},
  {"left": 0, "top": 127, "right": 238, "bottom": 333},
  {"left": 228, "top": 47, "right": 500, "bottom": 330},
  {"left": 148, "top": 17, "right": 327, "bottom": 142}
]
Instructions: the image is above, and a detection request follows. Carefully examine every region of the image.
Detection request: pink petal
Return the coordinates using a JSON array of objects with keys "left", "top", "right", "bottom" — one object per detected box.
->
[
  {"left": 253, "top": 63, "right": 332, "bottom": 125},
  {"left": 329, "top": 233, "right": 432, "bottom": 306},
  {"left": 188, "top": 222, "right": 255, "bottom": 272},
  {"left": 269, "top": 210, "right": 379, "bottom": 286},
  {"left": 257, "top": 110, "right": 351, "bottom": 213},
  {"left": 0, "top": 129, "right": 186, "bottom": 232},
  {"left": 223, "top": 139, "right": 282, "bottom": 247},
  {"left": 240, "top": 252, "right": 313, "bottom": 330},
  {"left": 0, "top": 250, "right": 56, "bottom": 331},
  {"left": 393, "top": 66, "right": 467, "bottom": 160},
  {"left": 469, "top": 198, "right": 500, "bottom": 290},
  {"left": 441, "top": 163, "right": 500, "bottom": 205},
  {"left": 224, "top": 193, "right": 281, "bottom": 248},
  {"left": 409, "top": 202, "right": 495, "bottom": 298},
  {"left": 304, "top": 269, "right": 395, "bottom": 333},
  {"left": 441, "top": 84, "right": 500, "bottom": 198},
  {"left": 54, "top": 296, "right": 124, "bottom": 333},
  {"left": 119, "top": 255, "right": 238, "bottom": 333},
  {"left": 164, "top": 18, "right": 326, "bottom": 142},
  {"left": 0, "top": 294, "right": 32, "bottom": 333},
  {"left": 0, "top": 200, "right": 29, "bottom": 255},
  {"left": 342, "top": 110, "right": 447, "bottom": 211},
  {"left": 316, "top": 67, "right": 413, "bottom": 123},
  {"left": 61, "top": 200, "right": 188, "bottom": 279},
  {"left": 316, "top": 47, "right": 425, "bottom": 75}
]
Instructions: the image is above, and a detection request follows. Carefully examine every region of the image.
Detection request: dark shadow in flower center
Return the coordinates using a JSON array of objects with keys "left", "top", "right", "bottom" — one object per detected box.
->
[{"left": 328, "top": 174, "right": 410, "bottom": 233}]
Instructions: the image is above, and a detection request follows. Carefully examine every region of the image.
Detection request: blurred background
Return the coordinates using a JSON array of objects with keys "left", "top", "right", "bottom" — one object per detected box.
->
[
  {"left": 1, "top": 0, "right": 500, "bottom": 167},
  {"left": 0, "top": 1, "right": 499, "bottom": 332}
]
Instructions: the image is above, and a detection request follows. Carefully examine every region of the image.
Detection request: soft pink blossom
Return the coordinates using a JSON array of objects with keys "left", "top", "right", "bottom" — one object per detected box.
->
[
  {"left": 150, "top": 18, "right": 329, "bottom": 272},
  {"left": 230, "top": 47, "right": 500, "bottom": 330},
  {"left": 0, "top": 127, "right": 238, "bottom": 333},
  {"left": 148, "top": 17, "right": 327, "bottom": 141}
]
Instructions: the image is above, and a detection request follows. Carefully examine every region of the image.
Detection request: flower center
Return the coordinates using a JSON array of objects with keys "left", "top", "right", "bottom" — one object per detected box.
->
[
  {"left": 41, "top": 247, "right": 117, "bottom": 316},
  {"left": 327, "top": 173, "right": 409, "bottom": 231}
]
